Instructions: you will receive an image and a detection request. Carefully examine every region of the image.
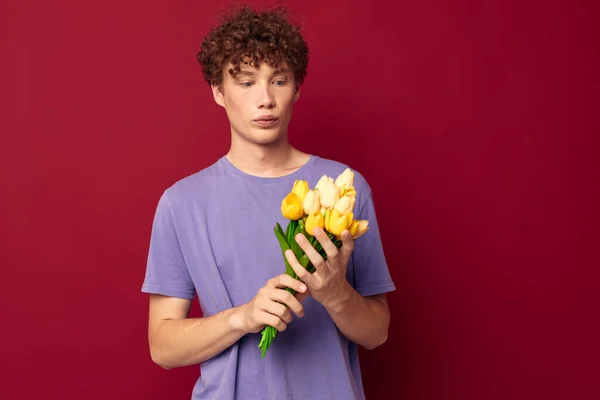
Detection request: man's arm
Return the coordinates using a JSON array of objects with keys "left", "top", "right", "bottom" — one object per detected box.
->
[
  {"left": 323, "top": 286, "right": 390, "bottom": 350},
  {"left": 286, "top": 228, "right": 391, "bottom": 350},
  {"left": 147, "top": 274, "right": 307, "bottom": 369},
  {"left": 148, "top": 294, "right": 246, "bottom": 369}
]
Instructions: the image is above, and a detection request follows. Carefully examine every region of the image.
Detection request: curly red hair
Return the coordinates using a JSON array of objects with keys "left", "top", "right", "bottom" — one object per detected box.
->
[{"left": 197, "top": 4, "right": 309, "bottom": 88}]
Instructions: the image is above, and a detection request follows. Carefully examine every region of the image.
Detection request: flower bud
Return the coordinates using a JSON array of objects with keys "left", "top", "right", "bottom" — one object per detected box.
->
[
  {"left": 305, "top": 212, "right": 325, "bottom": 236},
  {"left": 325, "top": 209, "right": 354, "bottom": 236},
  {"left": 281, "top": 193, "right": 304, "bottom": 220},
  {"left": 315, "top": 175, "right": 339, "bottom": 209},
  {"left": 303, "top": 189, "right": 321, "bottom": 215},
  {"left": 335, "top": 168, "right": 355, "bottom": 190},
  {"left": 349, "top": 219, "right": 369, "bottom": 239},
  {"left": 291, "top": 180, "right": 309, "bottom": 202},
  {"left": 333, "top": 194, "right": 356, "bottom": 215}
]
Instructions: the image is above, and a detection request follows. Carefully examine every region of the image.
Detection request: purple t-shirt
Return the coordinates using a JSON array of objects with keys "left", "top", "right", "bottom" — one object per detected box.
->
[{"left": 142, "top": 154, "right": 395, "bottom": 400}]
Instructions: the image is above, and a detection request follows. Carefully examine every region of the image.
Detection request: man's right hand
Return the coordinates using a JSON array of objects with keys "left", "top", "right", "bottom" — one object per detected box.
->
[{"left": 236, "top": 274, "right": 307, "bottom": 334}]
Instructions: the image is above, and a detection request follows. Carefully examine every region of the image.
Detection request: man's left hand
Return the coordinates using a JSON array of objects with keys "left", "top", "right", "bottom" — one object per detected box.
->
[{"left": 285, "top": 227, "right": 355, "bottom": 310}]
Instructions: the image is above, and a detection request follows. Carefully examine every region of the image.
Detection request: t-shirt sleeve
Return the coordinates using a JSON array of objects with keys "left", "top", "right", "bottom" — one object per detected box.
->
[
  {"left": 141, "top": 191, "right": 196, "bottom": 300},
  {"left": 350, "top": 191, "right": 396, "bottom": 297}
]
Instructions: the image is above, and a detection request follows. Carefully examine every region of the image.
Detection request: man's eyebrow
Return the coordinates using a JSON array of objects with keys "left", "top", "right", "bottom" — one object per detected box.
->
[
  {"left": 235, "top": 68, "right": 292, "bottom": 77},
  {"left": 273, "top": 68, "right": 292, "bottom": 76}
]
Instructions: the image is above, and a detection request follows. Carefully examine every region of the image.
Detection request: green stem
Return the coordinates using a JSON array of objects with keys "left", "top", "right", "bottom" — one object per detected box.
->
[
  {"left": 259, "top": 224, "right": 316, "bottom": 358},
  {"left": 260, "top": 222, "right": 343, "bottom": 358}
]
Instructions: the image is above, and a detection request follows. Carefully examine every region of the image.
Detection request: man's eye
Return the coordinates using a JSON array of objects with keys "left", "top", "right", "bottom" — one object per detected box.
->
[
  {"left": 273, "top": 80, "right": 287, "bottom": 86},
  {"left": 240, "top": 82, "right": 254, "bottom": 87}
]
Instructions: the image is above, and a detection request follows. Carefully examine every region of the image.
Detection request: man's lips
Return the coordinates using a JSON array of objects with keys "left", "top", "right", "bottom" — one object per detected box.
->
[
  {"left": 253, "top": 115, "right": 279, "bottom": 121},
  {"left": 253, "top": 117, "right": 280, "bottom": 128}
]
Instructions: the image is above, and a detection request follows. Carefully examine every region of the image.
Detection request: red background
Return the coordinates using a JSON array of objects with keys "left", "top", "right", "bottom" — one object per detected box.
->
[{"left": 1, "top": 0, "right": 598, "bottom": 399}]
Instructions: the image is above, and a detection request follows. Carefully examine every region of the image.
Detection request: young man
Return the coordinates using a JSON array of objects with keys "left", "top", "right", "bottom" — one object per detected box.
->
[{"left": 142, "top": 5, "right": 395, "bottom": 399}]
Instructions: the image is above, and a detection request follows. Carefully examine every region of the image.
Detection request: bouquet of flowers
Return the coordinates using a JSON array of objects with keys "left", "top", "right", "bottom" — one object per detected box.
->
[{"left": 258, "top": 168, "right": 369, "bottom": 358}]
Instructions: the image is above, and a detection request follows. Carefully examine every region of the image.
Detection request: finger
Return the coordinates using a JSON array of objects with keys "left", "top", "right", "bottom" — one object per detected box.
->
[
  {"left": 294, "top": 233, "right": 327, "bottom": 274},
  {"left": 339, "top": 229, "right": 355, "bottom": 263},
  {"left": 312, "top": 227, "right": 339, "bottom": 263},
  {"left": 269, "top": 285, "right": 305, "bottom": 318},
  {"left": 262, "top": 301, "right": 292, "bottom": 324},
  {"left": 263, "top": 312, "right": 287, "bottom": 332},
  {"left": 267, "top": 274, "right": 307, "bottom": 293},
  {"left": 285, "top": 249, "right": 317, "bottom": 289},
  {"left": 295, "top": 289, "right": 310, "bottom": 303}
]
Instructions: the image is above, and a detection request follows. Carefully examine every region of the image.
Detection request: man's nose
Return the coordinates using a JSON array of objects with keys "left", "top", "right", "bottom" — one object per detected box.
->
[{"left": 257, "top": 84, "right": 275, "bottom": 108}]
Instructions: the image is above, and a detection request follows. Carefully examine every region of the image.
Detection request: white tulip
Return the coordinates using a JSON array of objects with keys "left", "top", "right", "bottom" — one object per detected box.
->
[
  {"left": 315, "top": 175, "right": 340, "bottom": 209},
  {"left": 333, "top": 195, "right": 356, "bottom": 215},
  {"left": 335, "top": 168, "right": 355, "bottom": 190},
  {"left": 303, "top": 190, "right": 321, "bottom": 215}
]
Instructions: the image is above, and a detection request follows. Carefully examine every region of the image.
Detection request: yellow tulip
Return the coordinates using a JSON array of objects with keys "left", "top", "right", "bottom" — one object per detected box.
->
[
  {"left": 305, "top": 211, "right": 325, "bottom": 236},
  {"left": 315, "top": 175, "right": 340, "bottom": 209},
  {"left": 325, "top": 209, "right": 354, "bottom": 236},
  {"left": 333, "top": 192, "right": 356, "bottom": 215},
  {"left": 303, "top": 189, "right": 321, "bottom": 215},
  {"left": 281, "top": 193, "right": 304, "bottom": 220},
  {"left": 339, "top": 185, "right": 356, "bottom": 198},
  {"left": 291, "top": 180, "right": 309, "bottom": 202},
  {"left": 349, "top": 219, "right": 369, "bottom": 239},
  {"left": 335, "top": 168, "right": 355, "bottom": 190}
]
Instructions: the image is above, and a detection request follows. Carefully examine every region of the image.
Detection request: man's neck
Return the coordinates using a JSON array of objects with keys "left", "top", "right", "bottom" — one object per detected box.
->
[{"left": 225, "top": 136, "right": 309, "bottom": 178}]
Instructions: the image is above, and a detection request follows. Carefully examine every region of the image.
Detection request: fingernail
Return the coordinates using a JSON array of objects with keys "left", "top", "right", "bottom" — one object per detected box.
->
[
  {"left": 299, "top": 284, "right": 307, "bottom": 292},
  {"left": 313, "top": 227, "right": 322, "bottom": 234}
]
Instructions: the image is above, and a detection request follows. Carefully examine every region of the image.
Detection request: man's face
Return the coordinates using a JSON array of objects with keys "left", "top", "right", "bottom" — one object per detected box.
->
[{"left": 212, "top": 60, "right": 300, "bottom": 146}]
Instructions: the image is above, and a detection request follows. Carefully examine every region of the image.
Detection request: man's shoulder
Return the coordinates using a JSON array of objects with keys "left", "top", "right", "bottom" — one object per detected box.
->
[{"left": 161, "top": 157, "right": 224, "bottom": 204}]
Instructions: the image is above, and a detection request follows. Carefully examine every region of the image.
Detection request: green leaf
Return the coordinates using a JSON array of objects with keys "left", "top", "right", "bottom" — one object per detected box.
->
[
  {"left": 273, "top": 227, "right": 298, "bottom": 284},
  {"left": 274, "top": 226, "right": 290, "bottom": 252},
  {"left": 286, "top": 220, "right": 298, "bottom": 245},
  {"left": 290, "top": 224, "right": 305, "bottom": 259},
  {"left": 275, "top": 222, "right": 287, "bottom": 244}
]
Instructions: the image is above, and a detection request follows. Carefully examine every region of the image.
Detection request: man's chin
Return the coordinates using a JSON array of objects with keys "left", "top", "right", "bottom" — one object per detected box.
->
[
  {"left": 252, "top": 136, "right": 283, "bottom": 146},
  {"left": 240, "top": 131, "right": 285, "bottom": 145}
]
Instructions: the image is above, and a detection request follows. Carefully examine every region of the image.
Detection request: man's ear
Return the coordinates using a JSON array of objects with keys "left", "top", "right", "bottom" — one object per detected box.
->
[
  {"left": 211, "top": 84, "right": 225, "bottom": 108},
  {"left": 293, "top": 86, "right": 301, "bottom": 102}
]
